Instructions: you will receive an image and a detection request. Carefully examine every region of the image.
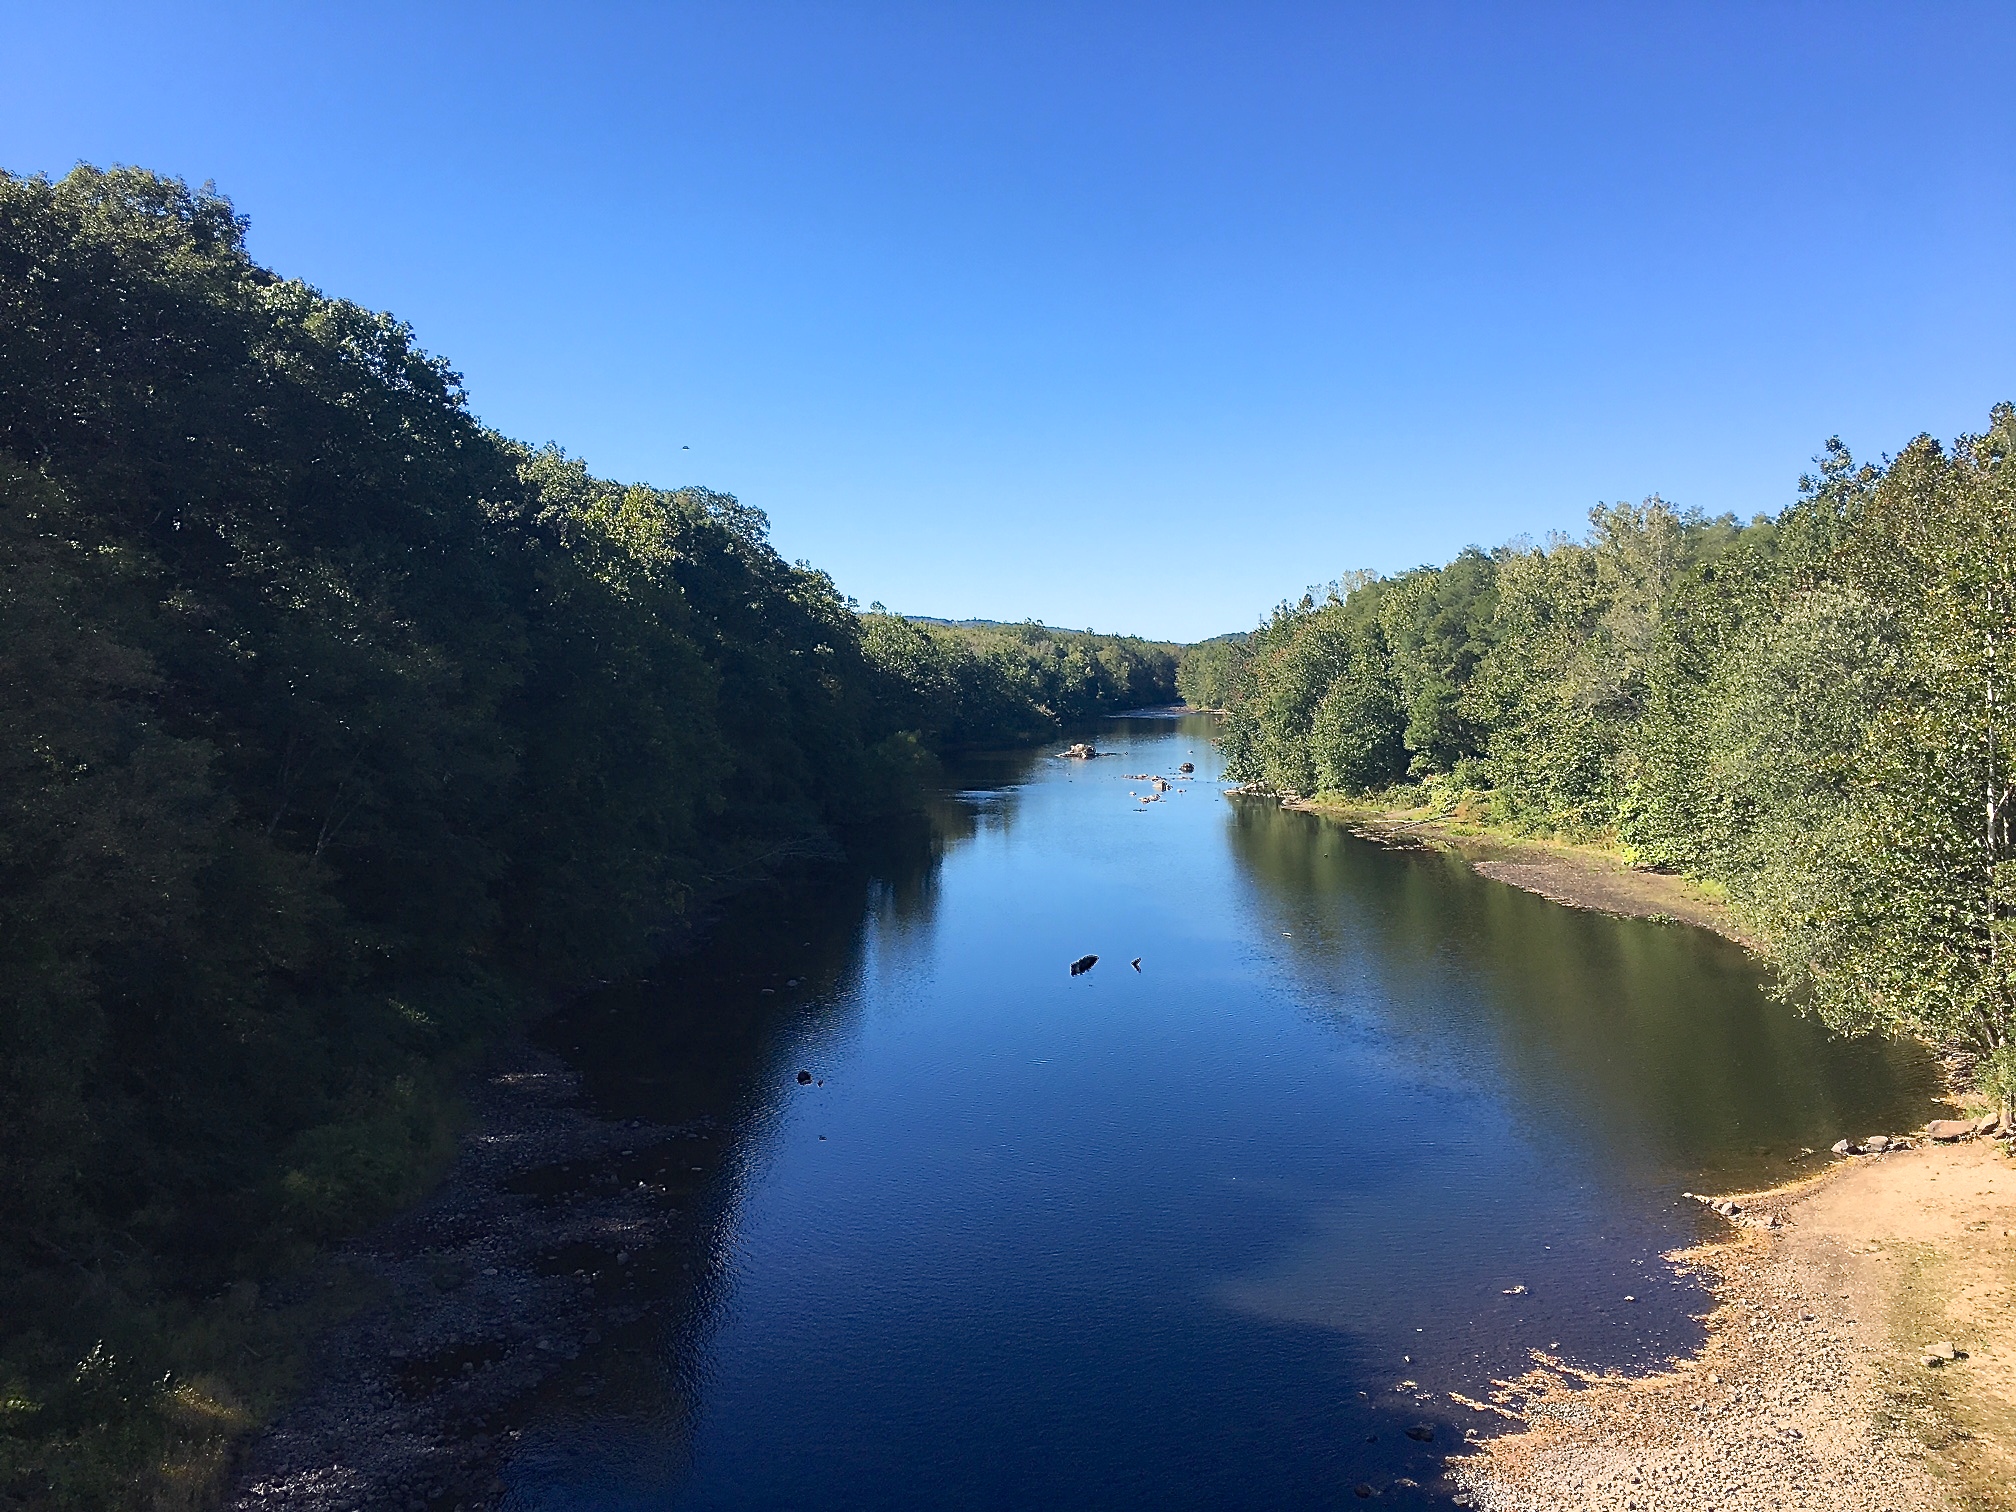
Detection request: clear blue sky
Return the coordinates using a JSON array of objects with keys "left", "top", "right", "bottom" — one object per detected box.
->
[{"left": 8, "top": 3, "right": 2013, "bottom": 641}]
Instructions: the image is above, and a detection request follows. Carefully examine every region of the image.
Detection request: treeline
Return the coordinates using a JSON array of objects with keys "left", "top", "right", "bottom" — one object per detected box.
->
[
  {"left": 1188, "top": 418, "right": 2016, "bottom": 1084},
  {"left": 862, "top": 615, "right": 1179, "bottom": 747},
  {"left": 0, "top": 167, "right": 1162, "bottom": 1504}
]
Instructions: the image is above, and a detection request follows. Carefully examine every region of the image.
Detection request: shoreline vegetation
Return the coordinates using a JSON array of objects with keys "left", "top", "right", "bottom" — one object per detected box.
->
[
  {"left": 1179, "top": 421, "right": 2016, "bottom": 1502},
  {"left": 0, "top": 166, "right": 1179, "bottom": 1508},
  {"left": 1177, "top": 434, "right": 2016, "bottom": 1114},
  {"left": 7, "top": 157, "right": 2014, "bottom": 1510},
  {"left": 1239, "top": 782, "right": 2016, "bottom": 1508}
]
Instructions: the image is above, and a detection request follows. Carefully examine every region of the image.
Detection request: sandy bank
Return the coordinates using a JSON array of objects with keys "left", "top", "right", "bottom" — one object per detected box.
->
[
  {"left": 1280, "top": 798, "right": 1742, "bottom": 943},
  {"left": 1447, "top": 1134, "right": 2016, "bottom": 1511}
]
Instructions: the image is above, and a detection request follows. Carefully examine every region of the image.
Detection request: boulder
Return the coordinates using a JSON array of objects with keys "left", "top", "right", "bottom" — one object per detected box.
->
[
  {"left": 1831, "top": 1139, "right": 1855, "bottom": 1156},
  {"left": 1178, "top": 762, "right": 1195, "bottom": 773},
  {"left": 1927, "top": 1119, "right": 1976, "bottom": 1142},
  {"left": 1864, "top": 1135, "right": 1891, "bottom": 1152},
  {"left": 1975, "top": 1110, "right": 2005, "bottom": 1136},
  {"left": 1923, "top": 1340, "right": 1959, "bottom": 1361},
  {"left": 1069, "top": 954, "right": 1099, "bottom": 976}
]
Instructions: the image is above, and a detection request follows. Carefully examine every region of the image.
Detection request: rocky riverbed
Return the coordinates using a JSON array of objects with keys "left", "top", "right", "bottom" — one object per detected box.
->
[
  {"left": 1448, "top": 1132, "right": 2016, "bottom": 1511},
  {"left": 228, "top": 1042, "right": 717, "bottom": 1512}
]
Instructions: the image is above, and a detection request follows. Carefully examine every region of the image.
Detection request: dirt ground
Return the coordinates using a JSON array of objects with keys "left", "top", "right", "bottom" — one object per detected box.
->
[
  {"left": 1288, "top": 800, "right": 1741, "bottom": 942},
  {"left": 1444, "top": 1135, "right": 2016, "bottom": 1511}
]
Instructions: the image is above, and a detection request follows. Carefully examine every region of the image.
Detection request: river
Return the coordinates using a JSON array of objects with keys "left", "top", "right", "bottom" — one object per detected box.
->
[{"left": 505, "top": 712, "right": 1937, "bottom": 1510}]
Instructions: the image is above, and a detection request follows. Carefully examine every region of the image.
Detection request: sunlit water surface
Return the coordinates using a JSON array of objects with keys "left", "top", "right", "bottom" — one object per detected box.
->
[{"left": 507, "top": 713, "right": 1938, "bottom": 1510}]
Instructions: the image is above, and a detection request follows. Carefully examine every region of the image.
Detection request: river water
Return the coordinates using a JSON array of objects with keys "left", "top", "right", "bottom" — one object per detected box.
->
[{"left": 508, "top": 712, "right": 1938, "bottom": 1510}]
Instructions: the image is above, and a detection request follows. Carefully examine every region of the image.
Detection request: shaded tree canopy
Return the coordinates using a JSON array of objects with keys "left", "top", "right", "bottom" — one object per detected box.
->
[{"left": 0, "top": 165, "right": 1174, "bottom": 1505}]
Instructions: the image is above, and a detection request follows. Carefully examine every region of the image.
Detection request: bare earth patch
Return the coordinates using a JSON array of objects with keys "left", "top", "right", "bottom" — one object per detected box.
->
[
  {"left": 1446, "top": 1137, "right": 2016, "bottom": 1512},
  {"left": 1286, "top": 799, "right": 1740, "bottom": 941}
]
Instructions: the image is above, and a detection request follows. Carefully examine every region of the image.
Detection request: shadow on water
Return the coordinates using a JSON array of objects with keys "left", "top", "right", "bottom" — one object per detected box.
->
[
  {"left": 504, "top": 753, "right": 1055, "bottom": 1501},
  {"left": 496, "top": 715, "right": 1942, "bottom": 1511},
  {"left": 1222, "top": 799, "right": 1945, "bottom": 1189}
]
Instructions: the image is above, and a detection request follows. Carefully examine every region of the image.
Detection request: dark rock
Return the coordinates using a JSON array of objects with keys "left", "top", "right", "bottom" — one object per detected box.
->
[
  {"left": 1178, "top": 762, "right": 1194, "bottom": 773},
  {"left": 1070, "top": 954, "right": 1099, "bottom": 976},
  {"left": 796, "top": 1070, "right": 813, "bottom": 1084},
  {"left": 1405, "top": 1423, "right": 1435, "bottom": 1442}
]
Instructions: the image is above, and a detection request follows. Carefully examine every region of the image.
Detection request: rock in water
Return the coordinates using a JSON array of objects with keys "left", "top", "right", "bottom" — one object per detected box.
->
[
  {"left": 1927, "top": 1119, "right": 1976, "bottom": 1141},
  {"left": 1179, "top": 761, "right": 1195, "bottom": 773},
  {"left": 795, "top": 1069, "right": 813, "bottom": 1085},
  {"left": 1130, "top": 957, "right": 1142, "bottom": 971},
  {"left": 1069, "top": 954, "right": 1099, "bottom": 976},
  {"left": 1831, "top": 1139, "right": 1854, "bottom": 1156},
  {"left": 1864, "top": 1134, "right": 1891, "bottom": 1152}
]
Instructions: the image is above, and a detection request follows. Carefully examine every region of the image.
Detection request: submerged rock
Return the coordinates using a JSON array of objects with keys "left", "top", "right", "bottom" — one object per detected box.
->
[{"left": 1069, "top": 954, "right": 1099, "bottom": 976}]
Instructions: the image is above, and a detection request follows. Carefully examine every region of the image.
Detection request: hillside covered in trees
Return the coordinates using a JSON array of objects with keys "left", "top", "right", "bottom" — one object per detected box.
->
[
  {"left": 0, "top": 166, "right": 1174, "bottom": 1504},
  {"left": 1184, "top": 423, "right": 2016, "bottom": 1088}
]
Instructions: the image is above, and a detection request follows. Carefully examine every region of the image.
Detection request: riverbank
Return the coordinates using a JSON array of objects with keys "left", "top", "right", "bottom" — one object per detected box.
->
[
  {"left": 1276, "top": 793, "right": 2016, "bottom": 1506},
  {"left": 1278, "top": 796, "right": 1743, "bottom": 943},
  {"left": 228, "top": 1038, "right": 707, "bottom": 1512},
  {"left": 1446, "top": 1131, "right": 2016, "bottom": 1511}
]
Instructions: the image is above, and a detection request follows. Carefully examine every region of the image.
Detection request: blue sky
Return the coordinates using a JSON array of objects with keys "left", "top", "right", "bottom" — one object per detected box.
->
[{"left": 7, "top": 3, "right": 2013, "bottom": 641}]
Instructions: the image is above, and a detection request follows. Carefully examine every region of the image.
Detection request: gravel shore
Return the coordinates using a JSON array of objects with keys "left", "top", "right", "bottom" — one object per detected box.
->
[
  {"left": 227, "top": 1042, "right": 714, "bottom": 1512},
  {"left": 1448, "top": 1137, "right": 2016, "bottom": 1512}
]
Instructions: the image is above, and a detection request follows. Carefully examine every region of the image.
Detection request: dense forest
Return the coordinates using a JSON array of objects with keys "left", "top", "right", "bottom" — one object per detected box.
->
[
  {"left": 0, "top": 166, "right": 1173, "bottom": 1505},
  {"left": 1184, "top": 423, "right": 2016, "bottom": 1093}
]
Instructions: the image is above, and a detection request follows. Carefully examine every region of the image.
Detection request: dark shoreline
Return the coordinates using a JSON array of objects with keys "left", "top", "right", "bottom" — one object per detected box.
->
[{"left": 227, "top": 1037, "right": 707, "bottom": 1512}]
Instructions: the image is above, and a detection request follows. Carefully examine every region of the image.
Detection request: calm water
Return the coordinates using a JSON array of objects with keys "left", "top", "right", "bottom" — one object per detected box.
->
[{"left": 510, "top": 713, "right": 1939, "bottom": 1510}]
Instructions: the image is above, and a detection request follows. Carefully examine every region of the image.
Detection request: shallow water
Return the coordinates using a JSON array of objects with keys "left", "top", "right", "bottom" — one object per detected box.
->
[{"left": 510, "top": 713, "right": 1939, "bottom": 1510}]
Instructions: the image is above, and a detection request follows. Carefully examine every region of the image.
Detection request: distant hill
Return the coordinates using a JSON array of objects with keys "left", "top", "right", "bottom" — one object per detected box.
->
[{"left": 893, "top": 613, "right": 1192, "bottom": 645}]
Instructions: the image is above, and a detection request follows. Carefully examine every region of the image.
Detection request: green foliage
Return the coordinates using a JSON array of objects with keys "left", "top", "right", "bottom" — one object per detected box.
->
[
  {"left": 861, "top": 613, "right": 1179, "bottom": 748},
  {"left": 0, "top": 164, "right": 1114, "bottom": 1506},
  {"left": 1210, "top": 411, "right": 2016, "bottom": 1071},
  {"left": 1175, "top": 633, "right": 1247, "bottom": 710}
]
